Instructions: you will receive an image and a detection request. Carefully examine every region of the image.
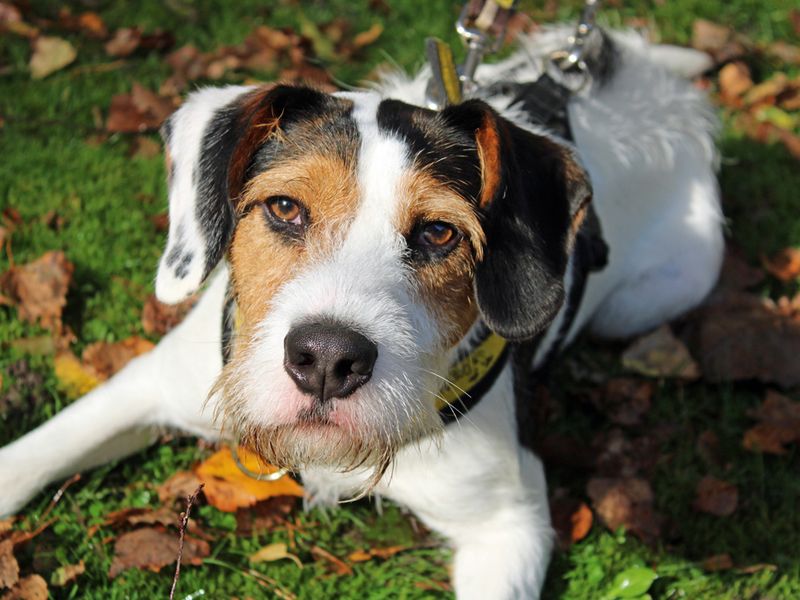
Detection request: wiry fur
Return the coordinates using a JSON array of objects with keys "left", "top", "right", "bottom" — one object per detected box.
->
[{"left": 0, "top": 28, "right": 723, "bottom": 599}]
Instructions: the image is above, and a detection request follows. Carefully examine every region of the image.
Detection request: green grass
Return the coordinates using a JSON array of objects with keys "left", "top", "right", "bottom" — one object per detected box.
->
[{"left": 1, "top": 0, "right": 800, "bottom": 598}]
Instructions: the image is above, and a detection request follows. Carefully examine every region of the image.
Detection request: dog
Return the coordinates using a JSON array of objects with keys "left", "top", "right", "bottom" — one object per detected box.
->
[{"left": 0, "top": 25, "right": 723, "bottom": 599}]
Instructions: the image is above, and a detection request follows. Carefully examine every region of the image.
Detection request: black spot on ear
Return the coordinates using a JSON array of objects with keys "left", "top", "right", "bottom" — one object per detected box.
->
[{"left": 174, "top": 252, "right": 194, "bottom": 279}]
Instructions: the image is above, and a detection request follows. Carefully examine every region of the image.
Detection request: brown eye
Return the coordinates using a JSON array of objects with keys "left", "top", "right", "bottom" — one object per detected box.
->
[
  {"left": 266, "top": 196, "right": 302, "bottom": 224},
  {"left": 421, "top": 222, "right": 457, "bottom": 247}
]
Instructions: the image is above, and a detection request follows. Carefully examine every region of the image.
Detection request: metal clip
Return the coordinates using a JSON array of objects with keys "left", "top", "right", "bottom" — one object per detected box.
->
[
  {"left": 425, "top": 37, "right": 463, "bottom": 110},
  {"left": 547, "top": 0, "right": 601, "bottom": 91}
]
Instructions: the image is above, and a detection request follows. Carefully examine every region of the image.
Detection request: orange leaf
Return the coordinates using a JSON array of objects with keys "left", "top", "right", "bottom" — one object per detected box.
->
[
  {"left": 762, "top": 247, "right": 800, "bottom": 282},
  {"left": 347, "top": 545, "right": 408, "bottom": 563},
  {"left": 570, "top": 502, "right": 593, "bottom": 543},
  {"left": 54, "top": 352, "right": 101, "bottom": 399},
  {"left": 195, "top": 447, "right": 303, "bottom": 512}
]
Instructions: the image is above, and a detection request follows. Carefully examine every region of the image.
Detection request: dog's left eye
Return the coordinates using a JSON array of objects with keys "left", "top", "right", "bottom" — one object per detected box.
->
[{"left": 409, "top": 221, "right": 461, "bottom": 257}]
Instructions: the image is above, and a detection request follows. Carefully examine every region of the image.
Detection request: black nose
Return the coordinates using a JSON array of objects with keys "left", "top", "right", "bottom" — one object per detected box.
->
[{"left": 284, "top": 322, "right": 378, "bottom": 402}]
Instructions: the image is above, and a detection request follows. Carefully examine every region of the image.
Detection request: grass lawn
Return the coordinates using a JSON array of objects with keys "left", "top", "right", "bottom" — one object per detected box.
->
[{"left": 1, "top": 0, "right": 799, "bottom": 598}]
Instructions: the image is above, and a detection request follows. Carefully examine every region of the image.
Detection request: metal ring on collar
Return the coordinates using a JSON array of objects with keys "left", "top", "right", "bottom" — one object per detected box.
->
[{"left": 231, "top": 443, "right": 289, "bottom": 482}]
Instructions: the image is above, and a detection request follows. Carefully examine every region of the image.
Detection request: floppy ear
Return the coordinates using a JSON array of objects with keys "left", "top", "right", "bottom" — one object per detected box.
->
[
  {"left": 155, "top": 84, "right": 330, "bottom": 303},
  {"left": 442, "top": 100, "right": 593, "bottom": 341}
]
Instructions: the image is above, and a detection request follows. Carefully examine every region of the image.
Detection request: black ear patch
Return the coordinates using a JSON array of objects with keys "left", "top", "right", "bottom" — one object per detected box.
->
[{"left": 443, "top": 101, "right": 593, "bottom": 341}]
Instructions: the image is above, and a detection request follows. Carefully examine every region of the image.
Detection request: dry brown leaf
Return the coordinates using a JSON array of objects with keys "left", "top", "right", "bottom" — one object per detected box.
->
[
  {"left": 718, "top": 62, "right": 753, "bottom": 106},
  {"left": 77, "top": 12, "right": 106, "bottom": 38},
  {"left": 0, "top": 519, "right": 13, "bottom": 535},
  {"left": 102, "top": 506, "right": 179, "bottom": 530},
  {"left": 587, "top": 477, "right": 661, "bottom": 543},
  {"left": 692, "top": 20, "right": 731, "bottom": 53},
  {"left": 692, "top": 475, "right": 738, "bottom": 517},
  {"left": 769, "top": 42, "right": 800, "bottom": 65},
  {"left": 744, "top": 73, "right": 790, "bottom": 107},
  {"left": 235, "top": 496, "right": 297, "bottom": 534},
  {"left": 50, "top": 560, "right": 85, "bottom": 587},
  {"left": 742, "top": 390, "right": 800, "bottom": 454},
  {"left": 696, "top": 430, "right": 722, "bottom": 468},
  {"left": 702, "top": 553, "right": 734, "bottom": 572},
  {"left": 348, "top": 545, "right": 408, "bottom": 563},
  {"left": 736, "top": 563, "right": 777, "bottom": 575},
  {"left": 762, "top": 247, "right": 800, "bottom": 282},
  {"left": 129, "top": 136, "right": 161, "bottom": 159},
  {"left": 107, "top": 83, "right": 178, "bottom": 133},
  {"left": 30, "top": 36, "right": 77, "bottom": 79},
  {"left": 195, "top": 447, "right": 304, "bottom": 513},
  {"left": 622, "top": 325, "right": 700, "bottom": 380},
  {"left": 105, "top": 28, "right": 141, "bottom": 57},
  {"left": 249, "top": 542, "right": 303, "bottom": 568},
  {"left": 1, "top": 251, "right": 73, "bottom": 330},
  {"left": 158, "top": 471, "right": 204, "bottom": 504},
  {"left": 593, "top": 378, "right": 653, "bottom": 426},
  {"left": 81, "top": 337, "right": 154, "bottom": 380},
  {"left": 0, "top": 540, "right": 19, "bottom": 589},
  {"left": 686, "top": 291, "right": 800, "bottom": 387},
  {"left": 141, "top": 294, "right": 196, "bottom": 336},
  {"left": 0, "top": 2, "right": 21, "bottom": 25},
  {"left": 108, "top": 527, "right": 209, "bottom": 578},
  {"left": 310, "top": 545, "right": 352, "bottom": 576},
  {"left": 1, "top": 574, "right": 47, "bottom": 600}
]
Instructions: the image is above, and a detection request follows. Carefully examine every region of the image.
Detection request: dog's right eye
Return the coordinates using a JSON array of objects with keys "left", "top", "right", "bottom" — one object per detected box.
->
[{"left": 261, "top": 196, "right": 308, "bottom": 240}]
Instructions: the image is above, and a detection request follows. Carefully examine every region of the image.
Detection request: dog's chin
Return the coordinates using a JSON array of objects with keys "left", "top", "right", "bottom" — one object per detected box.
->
[{"left": 237, "top": 417, "right": 396, "bottom": 490}]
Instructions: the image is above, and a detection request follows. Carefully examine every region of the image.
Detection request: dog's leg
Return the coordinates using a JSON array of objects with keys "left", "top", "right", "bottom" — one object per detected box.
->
[
  {"left": 0, "top": 268, "right": 229, "bottom": 516},
  {"left": 383, "top": 374, "right": 554, "bottom": 600}
]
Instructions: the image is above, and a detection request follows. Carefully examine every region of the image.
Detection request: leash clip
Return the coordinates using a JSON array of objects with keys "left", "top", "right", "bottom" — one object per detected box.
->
[
  {"left": 426, "top": 0, "right": 518, "bottom": 110},
  {"left": 547, "top": 0, "right": 601, "bottom": 92}
]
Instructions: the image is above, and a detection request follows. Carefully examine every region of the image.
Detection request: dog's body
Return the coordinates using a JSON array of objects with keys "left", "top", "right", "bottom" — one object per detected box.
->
[{"left": 0, "top": 27, "right": 723, "bottom": 598}]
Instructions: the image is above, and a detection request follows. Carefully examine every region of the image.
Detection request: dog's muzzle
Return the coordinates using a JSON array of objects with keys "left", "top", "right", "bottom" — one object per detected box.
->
[{"left": 283, "top": 321, "right": 378, "bottom": 402}]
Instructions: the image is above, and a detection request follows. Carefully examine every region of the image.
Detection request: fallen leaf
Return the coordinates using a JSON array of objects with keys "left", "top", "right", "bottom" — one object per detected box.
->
[
  {"left": 593, "top": 378, "right": 653, "bottom": 426},
  {"left": 310, "top": 545, "right": 352, "bottom": 576},
  {"left": 622, "top": 325, "right": 700, "bottom": 380},
  {"left": 702, "top": 553, "right": 734, "bottom": 572},
  {"left": 81, "top": 337, "right": 154, "bottom": 380},
  {"left": 736, "top": 563, "right": 777, "bottom": 575},
  {"left": 769, "top": 41, "right": 800, "bottom": 65},
  {"left": 744, "top": 73, "right": 789, "bottom": 107},
  {"left": 102, "top": 506, "right": 178, "bottom": 529},
  {"left": 105, "top": 27, "right": 141, "bottom": 57},
  {"left": 762, "top": 247, "right": 800, "bottom": 282},
  {"left": 141, "top": 294, "right": 195, "bottom": 336},
  {"left": 1, "top": 574, "right": 47, "bottom": 600},
  {"left": 108, "top": 527, "right": 208, "bottom": 578},
  {"left": 587, "top": 477, "right": 661, "bottom": 543},
  {"left": 129, "top": 136, "right": 161, "bottom": 159},
  {"left": 691, "top": 20, "right": 732, "bottom": 54},
  {"left": 235, "top": 496, "right": 297, "bottom": 534},
  {"left": 353, "top": 23, "right": 383, "bottom": 49},
  {"left": 158, "top": 471, "right": 204, "bottom": 504},
  {"left": 570, "top": 503, "right": 594, "bottom": 543},
  {"left": 249, "top": 542, "right": 302, "bottom": 568},
  {"left": 77, "top": 12, "right": 106, "bottom": 38},
  {"left": 54, "top": 352, "right": 100, "bottom": 399},
  {"left": 348, "top": 545, "right": 408, "bottom": 563},
  {"left": 195, "top": 447, "right": 304, "bottom": 513},
  {"left": 0, "top": 2, "right": 21, "bottom": 25},
  {"left": 0, "top": 519, "right": 13, "bottom": 535},
  {"left": 30, "top": 36, "right": 76, "bottom": 79},
  {"left": 50, "top": 560, "right": 85, "bottom": 587},
  {"left": 592, "top": 428, "right": 666, "bottom": 479},
  {"left": 693, "top": 475, "right": 738, "bottom": 517},
  {"left": 718, "top": 62, "right": 752, "bottom": 106},
  {"left": 0, "top": 251, "right": 73, "bottom": 330},
  {"left": 0, "top": 540, "right": 19, "bottom": 589},
  {"left": 742, "top": 389, "right": 800, "bottom": 454},
  {"left": 107, "top": 83, "right": 178, "bottom": 133},
  {"left": 686, "top": 291, "right": 800, "bottom": 387}
]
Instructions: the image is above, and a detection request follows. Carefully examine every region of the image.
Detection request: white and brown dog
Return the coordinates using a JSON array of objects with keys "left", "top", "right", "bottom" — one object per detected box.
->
[{"left": 0, "top": 26, "right": 723, "bottom": 599}]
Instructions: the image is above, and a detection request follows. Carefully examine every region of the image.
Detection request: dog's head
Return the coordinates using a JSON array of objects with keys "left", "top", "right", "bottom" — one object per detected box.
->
[{"left": 157, "top": 84, "right": 591, "bottom": 479}]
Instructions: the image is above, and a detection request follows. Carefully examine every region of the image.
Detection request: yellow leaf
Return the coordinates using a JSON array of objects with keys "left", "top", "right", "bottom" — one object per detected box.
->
[
  {"left": 30, "top": 36, "right": 77, "bottom": 79},
  {"left": 249, "top": 542, "right": 303, "bottom": 568},
  {"left": 195, "top": 446, "right": 304, "bottom": 512},
  {"left": 54, "top": 352, "right": 100, "bottom": 399}
]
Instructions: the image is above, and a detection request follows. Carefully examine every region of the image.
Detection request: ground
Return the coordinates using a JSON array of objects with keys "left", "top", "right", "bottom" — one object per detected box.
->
[{"left": 1, "top": 0, "right": 799, "bottom": 598}]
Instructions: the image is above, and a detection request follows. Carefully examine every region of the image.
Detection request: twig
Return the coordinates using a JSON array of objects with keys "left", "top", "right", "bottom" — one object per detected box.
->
[
  {"left": 169, "top": 483, "right": 204, "bottom": 600},
  {"left": 39, "top": 473, "right": 81, "bottom": 523}
]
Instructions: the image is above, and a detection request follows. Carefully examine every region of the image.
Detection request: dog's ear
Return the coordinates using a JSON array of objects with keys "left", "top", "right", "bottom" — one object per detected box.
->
[
  {"left": 442, "top": 100, "right": 592, "bottom": 341},
  {"left": 156, "top": 84, "right": 330, "bottom": 303}
]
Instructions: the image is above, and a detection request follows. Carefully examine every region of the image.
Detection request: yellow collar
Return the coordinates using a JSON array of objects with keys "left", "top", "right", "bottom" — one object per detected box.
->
[{"left": 436, "top": 330, "right": 509, "bottom": 422}]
